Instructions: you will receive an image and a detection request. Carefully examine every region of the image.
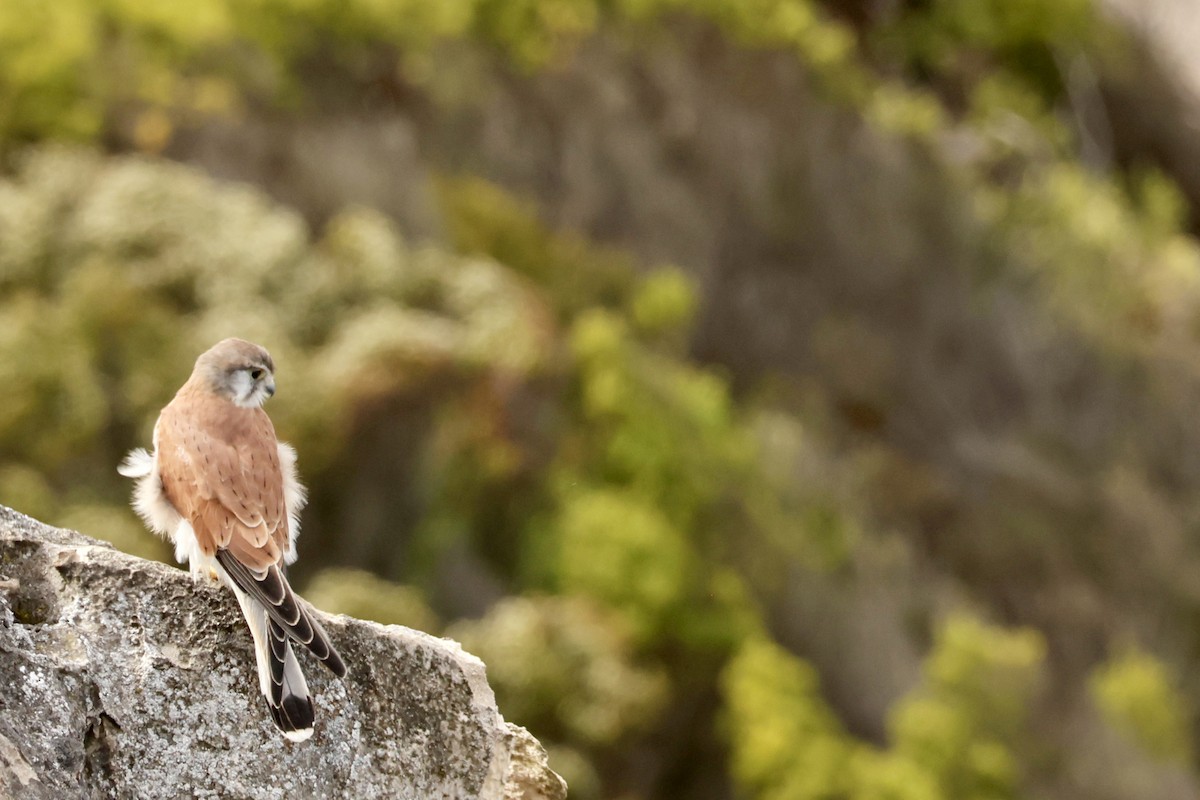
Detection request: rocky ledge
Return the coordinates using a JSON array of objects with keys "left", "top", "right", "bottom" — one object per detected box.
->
[{"left": 0, "top": 505, "right": 566, "bottom": 799}]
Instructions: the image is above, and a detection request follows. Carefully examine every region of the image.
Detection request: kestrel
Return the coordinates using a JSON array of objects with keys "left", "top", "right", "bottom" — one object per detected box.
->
[{"left": 118, "top": 338, "right": 345, "bottom": 741}]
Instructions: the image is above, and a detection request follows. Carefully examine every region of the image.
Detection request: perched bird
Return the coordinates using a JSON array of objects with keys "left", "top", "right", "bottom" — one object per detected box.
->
[{"left": 118, "top": 338, "right": 346, "bottom": 741}]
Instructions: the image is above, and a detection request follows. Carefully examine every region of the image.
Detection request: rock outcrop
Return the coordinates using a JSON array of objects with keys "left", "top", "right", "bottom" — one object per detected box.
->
[{"left": 0, "top": 505, "right": 566, "bottom": 799}]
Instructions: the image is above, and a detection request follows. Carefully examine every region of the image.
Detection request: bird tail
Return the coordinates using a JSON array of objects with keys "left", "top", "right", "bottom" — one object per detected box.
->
[
  {"left": 235, "top": 591, "right": 315, "bottom": 742},
  {"left": 215, "top": 550, "right": 347, "bottom": 679}
]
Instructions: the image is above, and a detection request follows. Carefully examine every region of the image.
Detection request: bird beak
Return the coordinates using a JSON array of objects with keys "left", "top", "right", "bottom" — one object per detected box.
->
[{"left": 264, "top": 381, "right": 276, "bottom": 397}]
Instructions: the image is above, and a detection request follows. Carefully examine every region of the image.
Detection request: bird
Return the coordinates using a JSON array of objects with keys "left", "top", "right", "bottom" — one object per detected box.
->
[{"left": 118, "top": 337, "right": 346, "bottom": 741}]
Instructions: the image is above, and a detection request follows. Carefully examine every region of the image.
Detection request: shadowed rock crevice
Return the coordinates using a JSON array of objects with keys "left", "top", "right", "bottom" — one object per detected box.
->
[
  {"left": 82, "top": 704, "right": 121, "bottom": 793},
  {"left": 0, "top": 505, "right": 566, "bottom": 800}
]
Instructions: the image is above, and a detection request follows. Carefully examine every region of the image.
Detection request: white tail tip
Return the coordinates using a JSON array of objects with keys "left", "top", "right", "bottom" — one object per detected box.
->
[{"left": 283, "top": 727, "right": 314, "bottom": 743}]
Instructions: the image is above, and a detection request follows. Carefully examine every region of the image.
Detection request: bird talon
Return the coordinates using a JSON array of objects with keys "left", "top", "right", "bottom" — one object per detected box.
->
[{"left": 188, "top": 566, "right": 220, "bottom": 585}]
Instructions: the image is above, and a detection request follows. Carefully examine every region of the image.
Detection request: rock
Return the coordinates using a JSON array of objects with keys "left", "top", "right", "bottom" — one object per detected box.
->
[{"left": 0, "top": 505, "right": 566, "bottom": 799}]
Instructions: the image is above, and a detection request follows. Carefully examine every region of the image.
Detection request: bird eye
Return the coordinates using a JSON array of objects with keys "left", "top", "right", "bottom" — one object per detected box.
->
[{"left": 250, "top": 368, "right": 263, "bottom": 381}]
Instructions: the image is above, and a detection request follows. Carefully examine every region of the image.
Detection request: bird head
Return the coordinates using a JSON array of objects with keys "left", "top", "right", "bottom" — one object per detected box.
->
[{"left": 195, "top": 338, "right": 277, "bottom": 409}]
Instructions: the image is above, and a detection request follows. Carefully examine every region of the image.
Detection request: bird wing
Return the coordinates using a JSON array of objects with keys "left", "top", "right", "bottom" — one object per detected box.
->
[
  {"left": 156, "top": 391, "right": 346, "bottom": 677},
  {"left": 156, "top": 392, "right": 288, "bottom": 571}
]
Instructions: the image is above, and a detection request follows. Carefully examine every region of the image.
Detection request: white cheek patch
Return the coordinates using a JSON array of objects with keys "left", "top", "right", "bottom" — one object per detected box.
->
[
  {"left": 228, "top": 371, "right": 258, "bottom": 408},
  {"left": 227, "top": 371, "right": 273, "bottom": 409}
]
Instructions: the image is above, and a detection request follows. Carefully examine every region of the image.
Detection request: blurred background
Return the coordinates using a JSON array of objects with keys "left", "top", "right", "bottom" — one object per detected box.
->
[{"left": 5, "top": 0, "right": 1200, "bottom": 797}]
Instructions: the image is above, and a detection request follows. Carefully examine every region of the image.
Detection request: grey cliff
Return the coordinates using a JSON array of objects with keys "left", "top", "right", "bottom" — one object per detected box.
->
[{"left": 0, "top": 505, "right": 567, "bottom": 799}]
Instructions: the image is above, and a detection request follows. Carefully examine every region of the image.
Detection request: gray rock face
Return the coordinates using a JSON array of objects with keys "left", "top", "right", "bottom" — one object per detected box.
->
[{"left": 0, "top": 505, "right": 566, "bottom": 799}]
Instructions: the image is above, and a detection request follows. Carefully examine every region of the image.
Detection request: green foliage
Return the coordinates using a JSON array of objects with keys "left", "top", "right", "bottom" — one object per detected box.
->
[
  {"left": 0, "top": 0, "right": 101, "bottom": 143},
  {"left": 980, "top": 162, "right": 1200, "bottom": 351},
  {"left": 721, "top": 636, "right": 853, "bottom": 799},
  {"left": 632, "top": 0, "right": 858, "bottom": 72},
  {"left": 303, "top": 567, "right": 439, "bottom": 632},
  {"left": 553, "top": 486, "right": 692, "bottom": 641},
  {"left": 0, "top": 293, "right": 108, "bottom": 470},
  {"left": 568, "top": 308, "right": 746, "bottom": 526},
  {"left": 629, "top": 267, "right": 697, "bottom": 345},
  {"left": 879, "top": 0, "right": 1098, "bottom": 74},
  {"left": 447, "top": 595, "right": 668, "bottom": 746},
  {"left": 721, "top": 617, "right": 1045, "bottom": 800},
  {"left": 470, "top": 0, "right": 599, "bottom": 70},
  {"left": 261, "top": 0, "right": 473, "bottom": 51},
  {"left": 850, "top": 0, "right": 1127, "bottom": 158},
  {"left": 0, "top": 147, "right": 550, "bottom": 549},
  {"left": 529, "top": 303, "right": 846, "bottom": 652},
  {"left": 0, "top": 0, "right": 475, "bottom": 149},
  {"left": 436, "top": 176, "right": 871, "bottom": 793},
  {"left": 888, "top": 616, "right": 1045, "bottom": 800},
  {"left": 0, "top": 0, "right": 1126, "bottom": 213},
  {"left": 870, "top": 0, "right": 1107, "bottom": 135},
  {"left": 0, "top": 0, "right": 952, "bottom": 152},
  {"left": 848, "top": 751, "right": 942, "bottom": 800},
  {"left": 436, "top": 175, "right": 636, "bottom": 320},
  {"left": 1090, "top": 648, "right": 1193, "bottom": 763}
]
